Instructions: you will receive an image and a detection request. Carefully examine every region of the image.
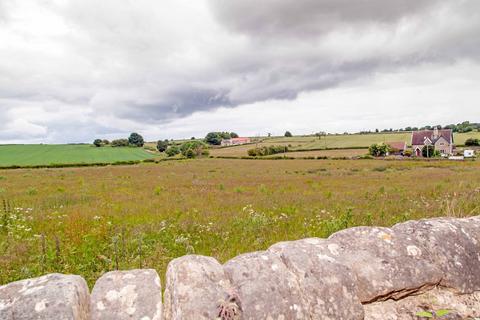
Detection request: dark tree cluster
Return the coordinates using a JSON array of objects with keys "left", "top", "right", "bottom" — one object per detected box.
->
[
  {"left": 94, "top": 133, "right": 144, "bottom": 148},
  {"left": 204, "top": 132, "right": 239, "bottom": 145},
  {"left": 465, "top": 138, "right": 480, "bottom": 146}
]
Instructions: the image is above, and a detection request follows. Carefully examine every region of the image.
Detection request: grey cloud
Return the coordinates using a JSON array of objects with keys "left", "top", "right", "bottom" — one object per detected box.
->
[
  {"left": 0, "top": 0, "right": 479, "bottom": 143},
  {"left": 209, "top": 0, "right": 440, "bottom": 38},
  {"left": 113, "top": 87, "right": 232, "bottom": 123}
]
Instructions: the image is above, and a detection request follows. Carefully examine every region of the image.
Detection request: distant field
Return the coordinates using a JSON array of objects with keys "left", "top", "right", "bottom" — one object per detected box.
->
[
  {"left": 210, "top": 132, "right": 480, "bottom": 157},
  {"left": 1, "top": 159, "right": 479, "bottom": 286},
  {"left": 0, "top": 145, "right": 156, "bottom": 166},
  {"left": 265, "top": 149, "right": 368, "bottom": 158}
]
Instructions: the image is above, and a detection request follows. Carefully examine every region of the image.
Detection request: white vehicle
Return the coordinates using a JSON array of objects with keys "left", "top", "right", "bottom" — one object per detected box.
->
[{"left": 464, "top": 150, "right": 475, "bottom": 158}]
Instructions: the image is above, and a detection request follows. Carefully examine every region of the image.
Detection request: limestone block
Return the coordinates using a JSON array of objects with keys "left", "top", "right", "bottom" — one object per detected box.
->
[
  {"left": 328, "top": 226, "right": 443, "bottom": 302},
  {"left": 163, "top": 255, "right": 233, "bottom": 320},
  {"left": 0, "top": 273, "right": 90, "bottom": 320},
  {"left": 269, "top": 238, "right": 364, "bottom": 319},
  {"left": 91, "top": 269, "right": 162, "bottom": 320}
]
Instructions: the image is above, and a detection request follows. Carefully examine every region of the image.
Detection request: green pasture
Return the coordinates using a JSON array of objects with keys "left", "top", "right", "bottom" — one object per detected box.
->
[{"left": 0, "top": 144, "right": 155, "bottom": 166}]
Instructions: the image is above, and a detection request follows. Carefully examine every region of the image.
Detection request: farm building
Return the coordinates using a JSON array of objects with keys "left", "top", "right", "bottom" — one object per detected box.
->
[
  {"left": 220, "top": 137, "right": 251, "bottom": 146},
  {"left": 387, "top": 141, "right": 407, "bottom": 155},
  {"left": 411, "top": 128, "right": 454, "bottom": 157}
]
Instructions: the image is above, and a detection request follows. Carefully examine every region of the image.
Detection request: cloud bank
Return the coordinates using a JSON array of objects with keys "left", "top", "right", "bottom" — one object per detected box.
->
[{"left": 0, "top": 0, "right": 479, "bottom": 142}]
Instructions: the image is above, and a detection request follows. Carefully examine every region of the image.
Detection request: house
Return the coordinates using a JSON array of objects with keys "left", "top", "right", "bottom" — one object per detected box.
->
[
  {"left": 220, "top": 137, "right": 251, "bottom": 146},
  {"left": 387, "top": 141, "right": 407, "bottom": 155},
  {"left": 411, "top": 128, "right": 454, "bottom": 157}
]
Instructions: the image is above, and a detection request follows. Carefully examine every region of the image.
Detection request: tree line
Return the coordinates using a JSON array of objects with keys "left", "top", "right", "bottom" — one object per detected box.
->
[{"left": 93, "top": 133, "right": 144, "bottom": 148}]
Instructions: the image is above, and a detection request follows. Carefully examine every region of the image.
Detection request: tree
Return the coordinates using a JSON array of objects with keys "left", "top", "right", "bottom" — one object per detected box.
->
[
  {"left": 368, "top": 143, "right": 390, "bottom": 157},
  {"left": 111, "top": 139, "right": 129, "bottom": 147},
  {"left": 156, "top": 140, "right": 169, "bottom": 152},
  {"left": 102, "top": 139, "right": 110, "bottom": 145},
  {"left": 230, "top": 132, "right": 239, "bottom": 138},
  {"left": 284, "top": 131, "right": 292, "bottom": 137},
  {"left": 165, "top": 145, "right": 180, "bottom": 157},
  {"left": 128, "top": 133, "right": 144, "bottom": 147},
  {"left": 205, "top": 132, "right": 223, "bottom": 145},
  {"left": 315, "top": 131, "right": 326, "bottom": 139},
  {"left": 180, "top": 140, "right": 209, "bottom": 158},
  {"left": 93, "top": 139, "right": 102, "bottom": 147},
  {"left": 465, "top": 138, "right": 480, "bottom": 146},
  {"left": 422, "top": 145, "right": 439, "bottom": 158}
]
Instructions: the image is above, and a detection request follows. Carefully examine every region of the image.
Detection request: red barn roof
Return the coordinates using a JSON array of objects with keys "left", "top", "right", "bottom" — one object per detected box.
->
[{"left": 388, "top": 141, "right": 407, "bottom": 150}]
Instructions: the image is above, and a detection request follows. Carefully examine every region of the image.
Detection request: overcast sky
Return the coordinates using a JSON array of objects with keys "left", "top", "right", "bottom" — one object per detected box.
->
[{"left": 1, "top": 0, "right": 479, "bottom": 143}]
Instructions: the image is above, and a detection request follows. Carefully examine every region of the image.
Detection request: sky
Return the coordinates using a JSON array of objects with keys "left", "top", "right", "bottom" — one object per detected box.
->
[{"left": 0, "top": 0, "right": 479, "bottom": 143}]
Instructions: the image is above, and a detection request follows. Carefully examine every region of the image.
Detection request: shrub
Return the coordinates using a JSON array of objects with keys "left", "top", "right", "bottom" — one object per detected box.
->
[
  {"left": 156, "top": 140, "right": 169, "bottom": 152},
  {"left": 403, "top": 149, "right": 413, "bottom": 157},
  {"left": 284, "top": 131, "right": 293, "bottom": 137},
  {"left": 165, "top": 145, "right": 180, "bottom": 157},
  {"left": 422, "top": 145, "right": 440, "bottom": 158},
  {"left": 111, "top": 139, "right": 129, "bottom": 147},
  {"left": 180, "top": 140, "right": 209, "bottom": 158},
  {"left": 368, "top": 143, "right": 390, "bottom": 157},
  {"left": 465, "top": 138, "right": 480, "bottom": 146},
  {"left": 102, "top": 139, "right": 110, "bottom": 145},
  {"left": 128, "top": 133, "right": 144, "bottom": 147},
  {"left": 247, "top": 145, "right": 288, "bottom": 157},
  {"left": 93, "top": 139, "right": 102, "bottom": 147}
]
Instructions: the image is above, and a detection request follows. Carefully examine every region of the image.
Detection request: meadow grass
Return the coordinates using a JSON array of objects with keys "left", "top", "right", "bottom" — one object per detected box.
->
[
  {"left": 0, "top": 144, "right": 156, "bottom": 166},
  {"left": 1, "top": 158, "right": 479, "bottom": 287}
]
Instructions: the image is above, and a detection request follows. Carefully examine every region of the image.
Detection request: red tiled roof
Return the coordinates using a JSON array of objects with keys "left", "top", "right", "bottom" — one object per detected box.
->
[
  {"left": 230, "top": 137, "right": 250, "bottom": 142},
  {"left": 388, "top": 141, "right": 407, "bottom": 150},
  {"left": 411, "top": 129, "right": 453, "bottom": 145}
]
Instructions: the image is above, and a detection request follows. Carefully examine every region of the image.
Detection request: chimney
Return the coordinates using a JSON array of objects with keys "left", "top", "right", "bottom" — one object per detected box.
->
[{"left": 433, "top": 127, "right": 439, "bottom": 139}]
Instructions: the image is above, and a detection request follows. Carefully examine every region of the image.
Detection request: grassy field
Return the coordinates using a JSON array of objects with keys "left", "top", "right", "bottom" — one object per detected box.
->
[
  {"left": 0, "top": 145, "right": 156, "bottom": 166},
  {"left": 209, "top": 132, "right": 480, "bottom": 157},
  {"left": 1, "top": 158, "right": 479, "bottom": 287},
  {"left": 264, "top": 149, "right": 369, "bottom": 158}
]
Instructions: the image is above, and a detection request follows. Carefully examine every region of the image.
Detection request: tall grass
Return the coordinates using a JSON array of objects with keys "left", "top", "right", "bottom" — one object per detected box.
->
[{"left": 0, "top": 159, "right": 479, "bottom": 287}]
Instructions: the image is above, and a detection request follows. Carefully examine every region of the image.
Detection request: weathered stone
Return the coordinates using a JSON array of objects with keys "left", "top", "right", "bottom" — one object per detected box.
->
[
  {"left": 364, "top": 287, "right": 480, "bottom": 320},
  {"left": 269, "top": 238, "right": 364, "bottom": 319},
  {"left": 91, "top": 269, "right": 162, "bottom": 320},
  {"left": 0, "top": 273, "right": 89, "bottom": 320},
  {"left": 328, "top": 226, "right": 443, "bottom": 302},
  {"left": 223, "top": 251, "right": 305, "bottom": 320},
  {"left": 163, "top": 255, "right": 233, "bottom": 320},
  {"left": 393, "top": 217, "right": 480, "bottom": 293}
]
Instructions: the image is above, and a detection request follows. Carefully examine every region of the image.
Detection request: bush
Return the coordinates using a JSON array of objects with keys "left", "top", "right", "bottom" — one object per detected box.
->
[
  {"left": 156, "top": 140, "right": 169, "bottom": 152},
  {"left": 368, "top": 143, "right": 390, "bottom": 157},
  {"left": 284, "top": 131, "right": 293, "bottom": 137},
  {"left": 128, "top": 133, "right": 144, "bottom": 147},
  {"left": 403, "top": 149, "right": 413, "bottom": 157},
  {"left": 111, "top": 139, "right": 129, "bottom": 147},
  {"left": 102, "top": 139, "right": 110, "bottom": 145},
  {"left": 247, "top": 145, "right": 287, "bottom": 157},
  {"left": 465, "top": 138, "right": 480, "bottom": 146},
  {"left": 180, "top": 140, "right": 209, "bottom": 158},
  {"left": 422, "top": 145, "right": 440, "bottom": 158},
  {"left": 93, "top": 139, "right": 102, "bottom": 147},
  {"left": 165, "top": 145, "right": 180, "bottom": 157}
]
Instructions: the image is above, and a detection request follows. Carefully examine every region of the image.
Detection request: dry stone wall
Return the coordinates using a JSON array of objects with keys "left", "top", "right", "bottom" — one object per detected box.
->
[{"left": 1, "top": 215, "right": 479, "bottom": 319}]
